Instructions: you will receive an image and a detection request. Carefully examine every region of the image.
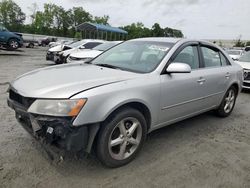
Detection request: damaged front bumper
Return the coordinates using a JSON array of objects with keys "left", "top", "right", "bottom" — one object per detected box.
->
[{"left": 7, "top": 98, "right": 89, "bottom": 152}]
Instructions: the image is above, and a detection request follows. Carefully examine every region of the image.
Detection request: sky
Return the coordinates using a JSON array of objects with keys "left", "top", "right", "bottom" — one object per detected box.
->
[{"left": 14, "top": 0, "right": 250, "bottom": 40}]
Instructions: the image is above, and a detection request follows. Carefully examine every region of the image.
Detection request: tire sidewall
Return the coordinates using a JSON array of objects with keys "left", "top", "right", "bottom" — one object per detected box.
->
[{"left": 97, "top": 108, "right": 147, "bottom": 168}]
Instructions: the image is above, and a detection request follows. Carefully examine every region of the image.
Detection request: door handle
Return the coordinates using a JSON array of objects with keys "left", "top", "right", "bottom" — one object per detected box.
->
[
  {"left": 197, "top": 77, "right": 206, "bottom": 84},
  {"left": 225, "top": 72, "right": 230, "bottom": 79}
]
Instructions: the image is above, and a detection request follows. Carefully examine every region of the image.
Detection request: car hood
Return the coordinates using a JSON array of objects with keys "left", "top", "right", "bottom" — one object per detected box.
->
[
  {"left": 70, "top": 50, "right": 102, "bottom": 58},
  {"left": 235, "top": 61, "right": 250, "bottom": 70},
  {"left": 11, "top": 63, "right": 140, "bottom": 99},
  {"left": 62, "top": 48, "right": 82, "bottom": 56},
  {"left": 49, "top": 44, "right": 64, "bottom": 52}
]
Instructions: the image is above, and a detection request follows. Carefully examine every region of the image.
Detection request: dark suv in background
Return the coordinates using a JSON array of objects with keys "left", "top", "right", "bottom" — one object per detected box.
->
[{"left": 0, "top": 24, "right": 23, "bottom": 50}]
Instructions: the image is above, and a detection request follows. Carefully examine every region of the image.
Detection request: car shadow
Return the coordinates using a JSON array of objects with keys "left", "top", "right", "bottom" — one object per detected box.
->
[{"left": 241, "top": 89, "right": 250, "bottom": 94}]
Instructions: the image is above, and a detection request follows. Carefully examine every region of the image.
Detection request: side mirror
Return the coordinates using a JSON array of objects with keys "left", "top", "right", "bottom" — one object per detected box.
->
[
  {"left": 166, "top": 63, "right": 191, "bottom": 73},
  {"left": 79, "top": 46, "right": 85, "bottom": 49}
]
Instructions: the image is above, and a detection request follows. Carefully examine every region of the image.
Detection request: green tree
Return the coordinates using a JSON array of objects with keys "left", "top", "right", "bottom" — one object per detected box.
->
[
  {"left": 152, "top": 23, "right": 164, "bottom": 37},
  {"left": 234, "top": 36, "right": 245, "bottom": 47},
  {"left": 0, "top": 0, "right": 25, "bottom": 31},
  {"left": 72, "top": 7, "right": 92, "bottom": 27},
  {"left": 94, "top": 15, "right": 109, "bottom": 25},
  {"left": 245, "top": 41, "right": 250, "bottom": 46},
  {"left": 122, "top": 22, "right": 151, "bottom": 39}
]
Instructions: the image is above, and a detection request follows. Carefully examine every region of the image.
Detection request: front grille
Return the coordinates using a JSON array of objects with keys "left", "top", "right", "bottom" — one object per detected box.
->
[
  {"left": 9, "top": 89, "right": 36, "bottom": 109},
  {"left": 244, "top": 70, "right": 250, "bottom": 81}
]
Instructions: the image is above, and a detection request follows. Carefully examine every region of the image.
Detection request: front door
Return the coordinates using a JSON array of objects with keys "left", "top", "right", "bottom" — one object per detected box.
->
[{"left": 159, "top": 45, "right": 208, "bottom": 125}]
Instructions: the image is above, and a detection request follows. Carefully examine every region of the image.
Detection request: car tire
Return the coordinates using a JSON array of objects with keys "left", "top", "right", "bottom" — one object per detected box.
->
[
  {"left": 28, "top": 43, "right": 34, "bottom": 48},
  {"left": 8, "top": 38, "right": 19, "bottom": 50},
  {"left": 96, "top": 107, "right": 147, "bottom": 168},
  {"left": 215, "top": 86, "right": 237, "bottom": 117}
]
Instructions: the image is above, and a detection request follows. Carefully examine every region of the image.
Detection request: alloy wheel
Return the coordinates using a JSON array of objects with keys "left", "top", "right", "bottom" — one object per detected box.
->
[
  {"left": 224, "top": 89, "right": 235, "bottom": 113},
  {"left": 10, "top": 40, "right": 18, "bottom": 49},
  {"left": 108, "top": 117, "right": 142, "bottom": 160}
]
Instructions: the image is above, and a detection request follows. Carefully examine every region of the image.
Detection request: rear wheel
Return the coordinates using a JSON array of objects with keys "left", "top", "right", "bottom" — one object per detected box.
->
[
  {"left": 97, "top": 107, "right": 147, "bottom": 168},
  {"left": 28, "top": 43, "right": 34, "bottom": 48},
  {"left": 8, "top": 39, "right": 19, "bottom": 50},
  {"left": 215, "top": 86, "right": 237, "bottom": 117}
]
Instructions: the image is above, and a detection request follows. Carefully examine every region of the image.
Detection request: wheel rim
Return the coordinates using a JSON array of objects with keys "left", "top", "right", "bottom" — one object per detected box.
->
[
  {"left": 224, "top": 89, "right": 235, "bottom": 113},
  {"left": 108, "top": 117, "right": 142, "bottom": 160},
  {"left": 10, "top": 40, "right": 18, "bottom": 49}
]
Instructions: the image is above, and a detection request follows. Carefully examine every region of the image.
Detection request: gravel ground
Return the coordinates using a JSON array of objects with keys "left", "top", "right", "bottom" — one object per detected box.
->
[{"left": 0, "top": 47, "right": 250, "bottom": 188}]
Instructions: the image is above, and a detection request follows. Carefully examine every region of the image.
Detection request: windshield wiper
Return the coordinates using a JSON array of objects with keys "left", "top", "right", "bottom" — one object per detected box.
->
[{"left": 96, "top": 63, "right": 120, "bottom": 69}]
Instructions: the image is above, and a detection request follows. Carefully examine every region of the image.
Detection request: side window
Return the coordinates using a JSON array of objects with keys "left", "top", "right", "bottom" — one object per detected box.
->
[
  {"left": 83, "top": 42, "right": 102, "bottom": 49},
  {"left": 201, "top": 47, "right": 221, "bottom": 67},
  {"left": 220, "top": 52, "right": 230, "bottom": 66},
  {"left": 172, "top": 45, "right": 199, "bottom": 69}
]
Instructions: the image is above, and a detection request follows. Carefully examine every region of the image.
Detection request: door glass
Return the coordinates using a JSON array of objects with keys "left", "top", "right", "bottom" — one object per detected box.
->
[
  {"left": 201, "top": 47, "right": 221, "bottom": 67},
  {"left": 220, "top": 53, "right": 229, "bottom": 66},
  {"left": 172, "top": 46, "right": 199, "bottom": 69}
]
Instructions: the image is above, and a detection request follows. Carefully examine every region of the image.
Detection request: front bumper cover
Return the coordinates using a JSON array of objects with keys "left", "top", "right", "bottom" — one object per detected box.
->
[
  {"left": 7, "top": 98, "right": 89, "bottom": 152},
  {"left": 46, "top": 51, "right": 55, "bottom": 61}
]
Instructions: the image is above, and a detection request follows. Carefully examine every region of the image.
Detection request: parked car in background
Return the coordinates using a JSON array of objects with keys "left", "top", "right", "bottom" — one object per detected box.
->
[
  {"left": 67, "top": 41, "right": 123, "bottom": 63},
  {"left": 49, "top": 40, "right": 72, "bottom": 48},
  {"left": 46, "top": 40, "right": 76, "bottom": 61},
  {"left": 54, "top": 39, "right": 105, "bottom": 64},
  {"left": 245, "top": 46, "right": 250, "bottom": 52},
  {"left": 227, "top": 49, "right": 244, "bottom": 61},
  {"left": 38, "top": 37, "right": 57, "bottom": 47},
  {"left": 7, "top": 38, "right": 243, "bottom": 167},
  {"left": 235, "top": 51, "right": 250, "bottom": 89},
  {"left": 23, "top": 39, "right": 39, "bottom": 48},
  {"left": 0, "top": 24, "right": 23, "bottom": 50}
]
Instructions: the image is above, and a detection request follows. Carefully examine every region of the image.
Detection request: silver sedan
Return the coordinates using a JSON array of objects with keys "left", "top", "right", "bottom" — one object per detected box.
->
[{"left": 8, "top": 38, "right": 243, "bottom": 167}]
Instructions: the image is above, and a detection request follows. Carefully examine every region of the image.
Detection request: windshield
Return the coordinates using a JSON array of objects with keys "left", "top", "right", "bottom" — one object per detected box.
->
[
  {"left": 91, "top": 41, "right": 173, "bottom": 73},
  {"left": 239, "top": 52, "right": 250, "bottom": 62},
  {"left": 68, "top": 40, "right": 85, "bottom": 48},
  {"left": 0, "top": 25, "right": 8, "bottom": 31},
  {"left": 228, "top": 50, "right": 241, "bottom": 55},
  {"left": 93, "top": 42, "right": 121, "bottom": 51}
]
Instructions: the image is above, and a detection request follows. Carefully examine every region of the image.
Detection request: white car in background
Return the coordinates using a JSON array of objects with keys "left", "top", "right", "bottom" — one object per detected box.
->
[
  {"left": 49, "top": 40, "right": 73, "bottom": 48},
  {"left": 55, "top": 39, "right": 106, "bottom": 64},
  {"left": 46, "top": 40, "right": 75, "bottom": 61},
  {"left": 227, "top": 49, "right": 244, "bottom": 61},
  {"left": 67, "top": 41, "right": 123, "bottom": 63},
  {"left": 235, "top": 51, "right": 250, "bottom": 89}
]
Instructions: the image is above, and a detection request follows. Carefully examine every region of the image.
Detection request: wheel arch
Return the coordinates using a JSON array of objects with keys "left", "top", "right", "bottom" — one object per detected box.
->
[
  {"left": 230, "top": 82, "right": 240, "bottom": 96},
  {"left": 85, "top": 101, "right": 152, "bottom": 154},
  {"left": 105, "top": 101, "right": 152, "bottom": 131}
]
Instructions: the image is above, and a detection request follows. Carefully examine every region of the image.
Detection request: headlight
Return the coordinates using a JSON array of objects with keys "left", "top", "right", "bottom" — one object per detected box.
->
[{"left": 28, "top": 99, "right": 87, "bottom": 117}]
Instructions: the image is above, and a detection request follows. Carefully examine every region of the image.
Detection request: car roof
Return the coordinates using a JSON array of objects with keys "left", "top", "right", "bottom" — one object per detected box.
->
[
  {"left": 129, "top": 37, "right": 217, "bottom": 46},
  {"left": 130, "top": 37, "right": 182, "bottom": 43},
  {"left": 80, "top": 39, "right": 106, "bottom": 43}
]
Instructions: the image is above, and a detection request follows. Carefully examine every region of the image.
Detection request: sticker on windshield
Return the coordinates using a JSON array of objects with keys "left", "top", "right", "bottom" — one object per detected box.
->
[{"left": 148, "top": 45, "right": 169, "bottom": 51}]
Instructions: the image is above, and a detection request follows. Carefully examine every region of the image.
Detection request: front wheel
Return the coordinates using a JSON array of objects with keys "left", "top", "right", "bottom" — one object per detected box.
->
[
  {"left": 215, "top": 86, "right": 237, "bottom": 117},
  {"left": 8, "top": 39, "right": 19, "bottom": 50},
  {"left": 97, "top": 108, "right": 147, "bottom": 168}
]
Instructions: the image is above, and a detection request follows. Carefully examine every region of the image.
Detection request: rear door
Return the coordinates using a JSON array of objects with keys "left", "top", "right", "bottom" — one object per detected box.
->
[{"left": 198, "top": 45, "right": 232, "bottom": 106}]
